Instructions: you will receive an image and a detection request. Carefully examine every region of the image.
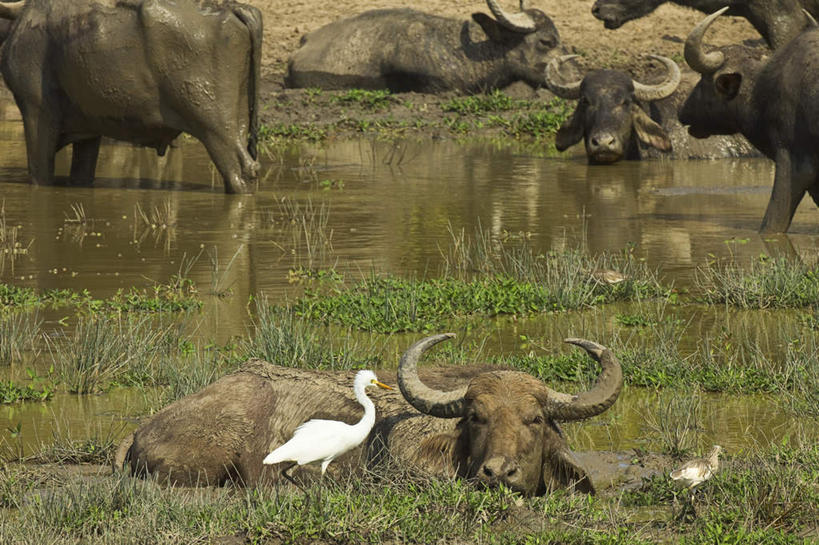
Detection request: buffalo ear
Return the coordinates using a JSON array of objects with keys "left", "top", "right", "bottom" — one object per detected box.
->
[
  {"left": 555, "top": 106, "right": 585, "bottom": 151},
  {"left": 543, "top": 444, "right": 595, "bottom": 494},
  {"left": 632, "top": 105, "right": 671, "bottom": 151},
  {"left": 715, "top": 73, "right": 742, "bottom": 99},
  {"left": 472, "top": 13, "right": 518, "bottom": 45}
]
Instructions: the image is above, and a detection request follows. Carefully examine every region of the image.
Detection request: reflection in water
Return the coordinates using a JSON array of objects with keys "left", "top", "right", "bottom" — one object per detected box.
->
[{"left": 1, "top": 118, "right": 818, "bottom": 455}]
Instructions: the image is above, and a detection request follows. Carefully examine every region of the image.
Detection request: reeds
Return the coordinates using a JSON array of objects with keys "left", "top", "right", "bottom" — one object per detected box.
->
[
  {"left": 0, "top": 310, "right": 41, "bottom": 365},
  {"left": 696, "top": 255, "right": 819, "bottom": 308},
  {"left": 46, "top": 314, "right": 171, "bottom": 394},
  {"left": 241, "top": 299, "right": 375, "bottom": 370}
]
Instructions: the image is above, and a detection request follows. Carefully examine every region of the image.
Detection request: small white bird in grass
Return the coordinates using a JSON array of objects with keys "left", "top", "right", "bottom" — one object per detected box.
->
[
  {"left": 263, "top": 369, "right": 392, "bottom": 486},
  {"left": 670, "top": 445, "right": 722, "bottom": 519},
  {"left": 670, "top": 445, "right": 722, "bottom": 490}
]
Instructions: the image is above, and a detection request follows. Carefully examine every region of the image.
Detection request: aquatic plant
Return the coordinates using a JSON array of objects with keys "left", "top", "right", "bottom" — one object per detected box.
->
[
  {"left": 46, "top": 314, "right": 171, "bottom": 394},
  {"left": 0, "top": 311, "right": 41, "bottom": 366},
  {"left": 696, "top": 255, "right": 819, "bottom": 308},
  {"left": 241, "top": 301, "right": 377, "bottom": 371}
]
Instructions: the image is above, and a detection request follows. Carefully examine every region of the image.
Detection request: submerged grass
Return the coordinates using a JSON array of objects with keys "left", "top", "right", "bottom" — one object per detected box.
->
[
  {"left": 0, "top": 310, "right": 41, "bottom": 366},
  {"left": 696, "top": 255, "right": 819, "bottom": 308},
  {"left": 241, "top": 300, "right": 378, "bottom": 370},
  {"left": 294, "top": 228, "right": 665, "bottom": 333}
]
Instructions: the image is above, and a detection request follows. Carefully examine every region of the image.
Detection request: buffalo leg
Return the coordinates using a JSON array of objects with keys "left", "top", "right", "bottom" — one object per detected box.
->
[
  {"left": 760, "top": 150, "right": 810, "bottom": 233},
  {"left": 198, "top": 132, "right": 257, "bottom": 194},
  {"left": 70, "top": 137, "right": 102, "bottom": 186},
  {"left": 20, "top": 105, "right": 59, "bottom": 185}
]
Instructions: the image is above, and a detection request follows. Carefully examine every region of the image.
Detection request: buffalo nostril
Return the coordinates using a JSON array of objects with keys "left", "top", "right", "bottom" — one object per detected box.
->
[
  {"left": 591, "top": 137, "right": 600, "bottom": 147},
  {"left": 506, "top": 466, "right": 518, "bottom": 477},
  {"left": 483, "top": 466, "right": 494, "bottom": 478}
]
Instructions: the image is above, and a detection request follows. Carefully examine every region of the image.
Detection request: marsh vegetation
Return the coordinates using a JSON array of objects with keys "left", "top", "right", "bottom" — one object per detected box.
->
[{"left": 0, "top": 129, "right": 817, "bottom": 543}]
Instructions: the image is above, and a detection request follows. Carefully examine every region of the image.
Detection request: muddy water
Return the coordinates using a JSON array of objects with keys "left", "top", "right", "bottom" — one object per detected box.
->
[{"left": 1, "top": 116, "right": 818, "bottom": 457}]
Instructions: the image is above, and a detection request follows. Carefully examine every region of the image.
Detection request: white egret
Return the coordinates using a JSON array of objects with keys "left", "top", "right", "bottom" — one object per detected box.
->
[
  {"left": 263, "top": 369, "right": 392, "bottom": 486},
  {"left": 670, "top": 445, "right": 722, "bottom": 519}
]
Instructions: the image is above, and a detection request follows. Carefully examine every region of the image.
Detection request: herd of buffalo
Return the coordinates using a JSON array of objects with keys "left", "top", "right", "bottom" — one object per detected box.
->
[{"left": 0, "top": 0, "right": 817, "bottom": 494}]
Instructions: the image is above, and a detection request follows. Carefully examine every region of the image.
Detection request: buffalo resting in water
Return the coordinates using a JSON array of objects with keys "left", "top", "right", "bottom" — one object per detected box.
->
[
  {"left": 0, "top": 0, "right": 262, "bottom": 193},
  {"left": 679, "top": 8, "right": 819, "bottom": 232},
  {"left": 286, "top": 0, "right": 561, "bottom": 93},
  {"left": 545, "top": 55, "right": 681, "bottom": 163},
  {"left": 115, "top": 334, "right": 624, "bottom": 496}
]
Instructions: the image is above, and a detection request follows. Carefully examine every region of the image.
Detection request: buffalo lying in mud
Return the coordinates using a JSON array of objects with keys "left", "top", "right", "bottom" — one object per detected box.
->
[
  {"left": 286, "top": 0, "right": 561, "bottom": 93},
  {"left": 679, "top": 8, "right": 819, "bottom": 233},
  {"left": 546, "top": 55, "right": 681, "bottom": 164},
  {"left": 0, "top": 0, "right": 262, "bottom": 194},
  {"left": 115, "top": 334, "right": 623, "bottom": 496},
  {"left": 591, "top": 0, "right": 819, "bottom": 49}
]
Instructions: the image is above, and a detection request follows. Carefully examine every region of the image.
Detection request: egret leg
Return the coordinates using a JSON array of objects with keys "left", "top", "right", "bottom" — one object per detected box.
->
[{"left": 280, "top": 462, "right": 304, "bottom": 491}]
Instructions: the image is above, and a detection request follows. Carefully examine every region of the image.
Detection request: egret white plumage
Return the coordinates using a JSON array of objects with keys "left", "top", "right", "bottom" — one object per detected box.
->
[{"left": 262, "top": 369, "right": 392, "bottom": 485}]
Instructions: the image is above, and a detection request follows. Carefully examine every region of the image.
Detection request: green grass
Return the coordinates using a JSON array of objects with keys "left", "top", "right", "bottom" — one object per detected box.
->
[
  {"left": 258, "top": 123, "right": 327, "bottom": 142},
  {"left": 1, "top": 275, "right": 201, "bottom": 314},
  {"left": 0, "top": 310, "right": 41, "bottom": 365},
  {"left": 0, "top": 442, "right": 815, "bottom": 543},
  {"left": 331, "top": 88, "right": 393, "bottom": 110},
  {"left": 293, "top": 238, "right": 666, "bottom": 333},
  {"left": 442, "top": 90, "right": 522, "bottom": 115},
  {"left": 696, "top": 255, "right": 819, "bottom": 308}
]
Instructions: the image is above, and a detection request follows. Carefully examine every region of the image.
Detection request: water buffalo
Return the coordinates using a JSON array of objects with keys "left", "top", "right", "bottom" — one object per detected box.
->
[
  {"left": 0, "top": 0, "right": 262, "bottom": 193},
  {"left": 679, "top": 8, "right": 819, "bottom": 232},
  {"left": 545, "top": 55, "right": 681, "bottom": 163},
  {"left": 286, "top": 0, "right": 561, "bottom": 93},
  {"left": 591, "top": 0, "right": 819, "bottom": 49},
  {"left": 115, "top": 334, "right": 623, "bottom": 495}
]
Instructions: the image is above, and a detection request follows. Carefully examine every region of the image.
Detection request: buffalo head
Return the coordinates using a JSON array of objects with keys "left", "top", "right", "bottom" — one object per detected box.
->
[
  {"left": 545, "top": 55, "right": 680, "bottom": 163},
  {"left": 398, "top": 334, "right": 623, "bottom": 496},
  {"left": 678, "top": 7, "right": 766, "bottom": 139},
  {"left": 591, "top": 0, "right": 664, "bottom": 29},
  {"left": 472, "top": 0, "right": 561, "bottom": 87}
]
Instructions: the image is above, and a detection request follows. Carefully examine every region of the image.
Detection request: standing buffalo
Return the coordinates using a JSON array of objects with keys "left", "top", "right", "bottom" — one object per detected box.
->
[
  {"left": 591, "top": 0, "right": 819, "bottom": 49},
  {"left": 0, "top": 0, "right": 262, "bottom": 193},
  {"left": 679, "top": 8, "right": 819, "bottom": 232},
  {"left": 545, "top": 55, "right": 681, "bottom": 163},
  {"left": 286, "top": 0, "right": 561, "bottom": 93},
  {"left": 115, "top": 334, "right": 624, "bottom": 496}
]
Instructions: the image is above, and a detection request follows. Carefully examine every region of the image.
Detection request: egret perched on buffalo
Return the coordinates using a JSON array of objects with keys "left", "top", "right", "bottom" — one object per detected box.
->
[{"left": 263, "top": 369, "right": 392, "bottom": 486}]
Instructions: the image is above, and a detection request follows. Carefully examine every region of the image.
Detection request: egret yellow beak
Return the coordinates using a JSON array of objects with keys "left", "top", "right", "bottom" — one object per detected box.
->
[{"left": 372, "top": 380, "right": 392, "bottom": 390}]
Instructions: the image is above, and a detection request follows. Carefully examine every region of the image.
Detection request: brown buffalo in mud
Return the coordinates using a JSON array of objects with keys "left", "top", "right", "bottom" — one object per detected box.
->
[
  {"left": 286, "top": 0, "right": 561, "bottom": 93},
  {"left": 546, "top": 55, "right": 681, "bottom": 163},
  {"left": 591, "top": 0, "right": 819, "bottom": 49},
  {"left": 0, "top": 0, "right": 262, "bottom": 193},
  {"left": 679, "top": 8, "right": 819, "bottom": 232},
  {"left": 115, "top": 334, "right": 623, "bottom": 495}
]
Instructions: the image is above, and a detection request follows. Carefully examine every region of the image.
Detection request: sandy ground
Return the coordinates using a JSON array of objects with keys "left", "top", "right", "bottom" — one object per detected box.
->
[{"left": 253, "top": 0, "right": 762, "bottom": 79}]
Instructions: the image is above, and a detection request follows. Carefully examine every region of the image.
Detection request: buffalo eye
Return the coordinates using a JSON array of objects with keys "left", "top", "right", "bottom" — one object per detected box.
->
[
  {"left": 525, "top": 415, "right": 544, "bottom": 426},
  {"left": 623, "top": 97, "right": 632, "bottom": 107},
  {"left": 468, "top": 412, "right": 487, "bottom": 425},
  {"left": 538, "top": 37, "right": 555, "bottom": 49}
]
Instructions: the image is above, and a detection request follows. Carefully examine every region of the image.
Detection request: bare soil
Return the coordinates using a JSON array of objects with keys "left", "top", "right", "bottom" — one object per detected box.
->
[{"left": 254, "top": 0, "right": 760, "bottom": 79}]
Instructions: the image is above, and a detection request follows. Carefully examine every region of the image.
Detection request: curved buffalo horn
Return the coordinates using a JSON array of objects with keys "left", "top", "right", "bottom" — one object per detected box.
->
[
  {"left": 684, "top": 7, "right": 728, "bottom": 74},
  {"left": 536, "top": 339, "right": 624, "bottom": 422},
  {"left": 398, "top": 333, "right": 468, "bottom": 418},
  {"left": 632, "top": 55, "right": 682, "bottom": 102},
  {"left": 544, "top": 55, "right": 583, "bottom": 100},
  {"left": 486, "top": 0, "right": 537, "bottom": 33},
  {"left": 0, "top": 1, "right": 24, "bottom": 20},
  {"left": 804, "top": 9, "right": 818, "bottom": 27}
]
